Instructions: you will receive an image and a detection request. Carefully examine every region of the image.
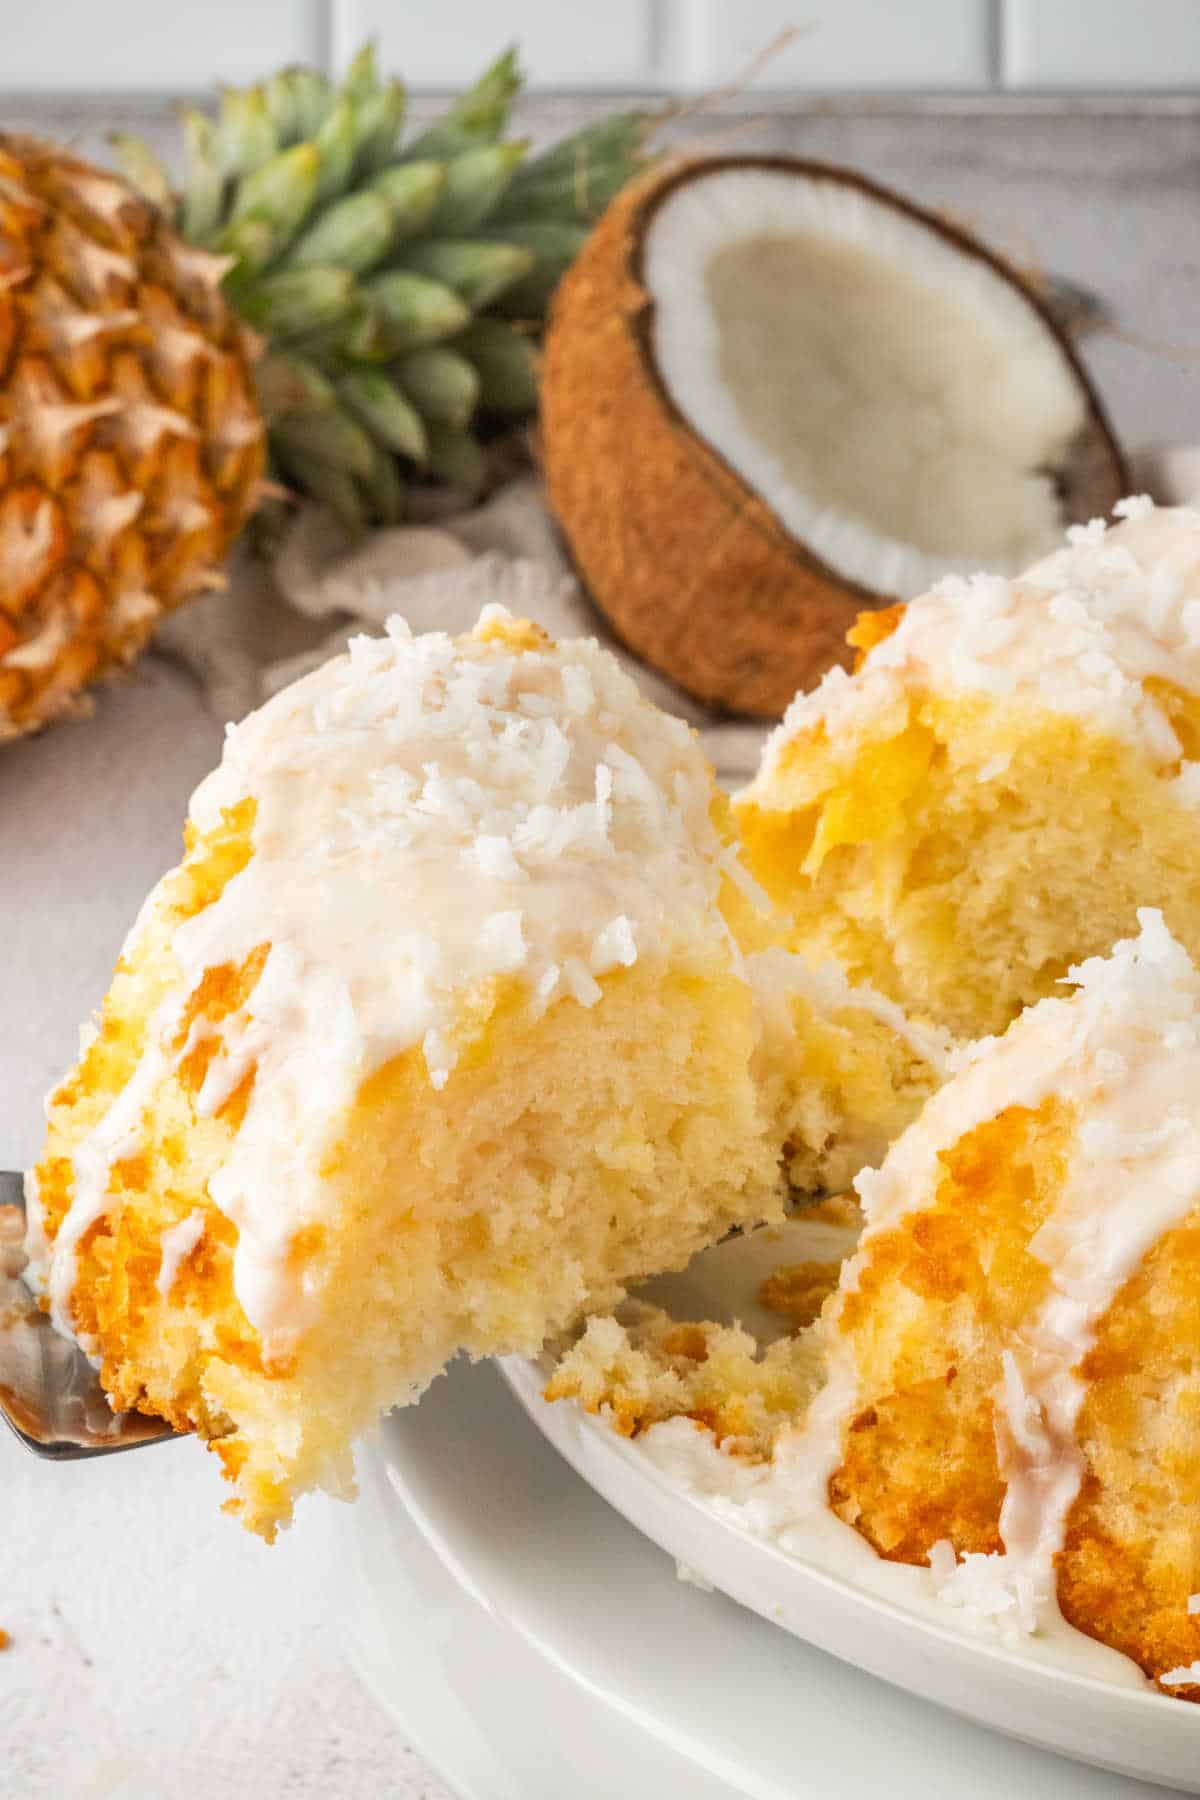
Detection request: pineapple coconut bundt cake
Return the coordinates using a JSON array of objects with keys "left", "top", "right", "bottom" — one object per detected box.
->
[
  {"left": 23, "top": 490, "right": 1200, "bottom": 1693},
  {"left": 23, "top": 607, "right": 940, "bottom": 1539},
  {"left": 551, "top": 501, "right": 1200, "bottom": 1696}
]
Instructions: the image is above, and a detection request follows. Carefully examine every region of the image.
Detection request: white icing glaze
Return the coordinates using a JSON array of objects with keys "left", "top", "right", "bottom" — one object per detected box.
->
[
  {"left": 32, "top": 610, "right": 737, "bottom": 1356},
  {"left": 156, "top": 1208, "right": 206, "bottom": 1297},
  {"left": 33, "top": 996, "right": 185, "bottom": 1342},
  {"left": 20, "top": 1168, "right": 47, "bottom": 1298},
  {"left": 748, "top": 502, "right": 1200, "bottom": 790},
  {"left": 746, "top": 943, "right": 955, "bottom": 1079},
  {"left": 631, "top": 1401, "right": 1146, "bottom": 1687},
  {"left": 830, "top": 910, "right": 1199, "bottom": 1661},
  {"left": 1160, "top": 1661, "right": 1200, "bottom": 1687}
]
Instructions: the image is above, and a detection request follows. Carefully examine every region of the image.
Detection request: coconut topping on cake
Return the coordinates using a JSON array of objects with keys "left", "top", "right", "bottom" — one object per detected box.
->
[
  {"left": 755, "top": 502, "right": 1200, "bottom": 779},
  {"left": 818, "top": 908, "right": 1200, "bottom": 1640},
  {"left": 29, "top": 610, "right": 735, "bottom": 1352},
  {"left": 155, "top": 1209, "right": 207, "bottom": 1297}
]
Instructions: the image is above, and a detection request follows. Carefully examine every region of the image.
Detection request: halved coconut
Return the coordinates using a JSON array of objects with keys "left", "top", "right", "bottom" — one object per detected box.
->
[{"left": 541, "top": 157, "right": 1127, "bottom": 717}]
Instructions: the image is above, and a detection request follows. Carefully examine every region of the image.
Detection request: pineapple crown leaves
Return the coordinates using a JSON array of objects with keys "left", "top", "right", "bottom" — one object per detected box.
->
[{"left": 110, "top": 43, "right": 653, "bottom": 531}]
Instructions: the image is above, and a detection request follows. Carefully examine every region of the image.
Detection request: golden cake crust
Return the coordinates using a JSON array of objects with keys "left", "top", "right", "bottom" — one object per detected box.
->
[{"left": 825, "top": 914, "right": 1200, "bottom": 1691}]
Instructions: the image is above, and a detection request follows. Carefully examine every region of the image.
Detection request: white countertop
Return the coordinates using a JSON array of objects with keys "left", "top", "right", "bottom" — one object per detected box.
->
[{"left": 0, "top": 657, "right": 454, "bottom": 1800}]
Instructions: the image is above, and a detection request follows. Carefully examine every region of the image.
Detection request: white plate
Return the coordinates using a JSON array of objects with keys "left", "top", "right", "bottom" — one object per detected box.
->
[
  {"left": 497, "top": 1223, "right": 1199, "bottom": 1793},
  {"left": 315, "top": 1371, "right": 744, "bottom": 1799},
  {"left": 328, "top": 1349, "right": 1178, "bottom": 1800}
]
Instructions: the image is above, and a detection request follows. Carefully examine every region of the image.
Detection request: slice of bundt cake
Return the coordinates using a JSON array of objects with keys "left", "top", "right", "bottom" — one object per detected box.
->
[
  {"left": 824, "top": 910, "right": 1200, "bottom": 1691},
  {"left": 737, "top": 501, "right": 1200, "bottom": 1038},
  {"left": 25, "top": 608, "right": 935, "bottom": 1538}
]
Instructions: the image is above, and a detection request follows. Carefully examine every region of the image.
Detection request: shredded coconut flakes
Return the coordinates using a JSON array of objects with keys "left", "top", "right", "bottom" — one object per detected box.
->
[{"left": 749, "top": 505, "right": 1200, "bottom": 789}]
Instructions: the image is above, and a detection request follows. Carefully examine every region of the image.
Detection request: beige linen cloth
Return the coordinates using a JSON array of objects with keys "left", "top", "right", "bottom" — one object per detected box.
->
[
  {"left": 154, "top": 445, "right": 1197, "bottom": 788},
  {"left": 156, "top": 472, "right": 770, "bottom": 787}
]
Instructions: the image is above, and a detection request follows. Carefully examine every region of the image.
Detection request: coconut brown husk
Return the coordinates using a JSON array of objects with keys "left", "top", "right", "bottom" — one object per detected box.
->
[{"left": 540, "top": 156, "right": 1128, "bottom": 719}]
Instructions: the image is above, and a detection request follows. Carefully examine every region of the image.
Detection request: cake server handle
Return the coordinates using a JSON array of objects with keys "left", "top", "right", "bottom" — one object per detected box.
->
[{"left": 0, "top": 1170, "right": 179, "bottom": 1459}]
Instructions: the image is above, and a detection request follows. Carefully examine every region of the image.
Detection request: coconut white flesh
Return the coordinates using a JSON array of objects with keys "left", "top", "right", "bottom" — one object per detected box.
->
[{"left": 644, "top": 166, "right": 1091, "bottom": 599}]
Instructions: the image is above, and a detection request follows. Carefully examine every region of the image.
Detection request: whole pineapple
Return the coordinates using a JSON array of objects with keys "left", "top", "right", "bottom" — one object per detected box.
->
[
  {"left": 0, "top": 47, "right": 647, "bottom": 740},
  {"left": 0, "top": 138, "right": 264, "bottom": 738}
]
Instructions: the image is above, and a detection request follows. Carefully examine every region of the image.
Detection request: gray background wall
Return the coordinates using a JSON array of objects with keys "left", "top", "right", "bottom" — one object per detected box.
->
[{"left": 5, "top": 0, "right": 1200, "bottom": 93}]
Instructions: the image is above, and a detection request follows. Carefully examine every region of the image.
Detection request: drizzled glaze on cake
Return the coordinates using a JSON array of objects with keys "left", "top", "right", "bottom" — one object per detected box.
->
[
  {"left": 630, "top": 910, "right": 1200, "bottom": 1686},
  {"left": 753, "top": 502, "right": 1200, "bottom": 785},
  {"left": 841, "top": 909, "right": 1200, "bottom": 1639},
  {"left": 27, "top": 610, "right": 735, "bottom": 1354}
]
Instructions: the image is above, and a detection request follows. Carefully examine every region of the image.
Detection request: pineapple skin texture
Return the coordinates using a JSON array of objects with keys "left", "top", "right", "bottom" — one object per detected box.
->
[{"left": 0, "top": 135, "right": 265, "bottom": 740}]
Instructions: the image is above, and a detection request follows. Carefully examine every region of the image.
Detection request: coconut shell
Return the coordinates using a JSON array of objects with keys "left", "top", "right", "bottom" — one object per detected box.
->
[{"left": 540, "top": 157, "right": 1128, "bottom": 719}]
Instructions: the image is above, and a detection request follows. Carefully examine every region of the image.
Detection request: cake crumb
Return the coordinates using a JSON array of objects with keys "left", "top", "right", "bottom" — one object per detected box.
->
[
  {"left": 800, "top": 1193, "right": 864, "bottom": 1231},
  {"left": 760, "top": 1259, "right": 843, "bottom": 1329},
  {"left": 547, "top": 1301, "right": 825, "bottom": 1456}
]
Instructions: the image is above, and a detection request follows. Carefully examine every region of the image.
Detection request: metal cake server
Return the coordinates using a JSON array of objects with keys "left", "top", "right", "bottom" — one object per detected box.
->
[
  {"left": 0, "top": 1170, "right": 178, "bottom": 1458},
  {"left": 0, "top": 1162, "right": 830, "bottom": 1462}
]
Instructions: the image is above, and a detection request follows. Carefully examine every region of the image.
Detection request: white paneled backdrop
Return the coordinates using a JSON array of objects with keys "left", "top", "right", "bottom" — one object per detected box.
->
[{"left": 3, "top": 0, "right": 1200, "bottom": 91}]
